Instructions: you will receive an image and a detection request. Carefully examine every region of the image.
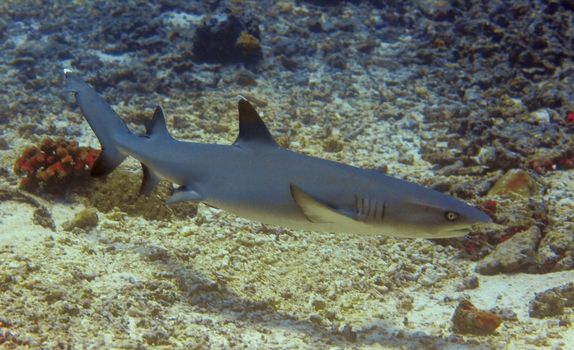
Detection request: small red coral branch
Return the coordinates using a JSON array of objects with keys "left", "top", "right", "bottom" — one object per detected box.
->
[{"left": 14, "top": 137, "right": 100, "bottom": 189}]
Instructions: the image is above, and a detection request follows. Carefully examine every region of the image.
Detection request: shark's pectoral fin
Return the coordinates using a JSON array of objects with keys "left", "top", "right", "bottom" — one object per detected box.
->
[
  {"left": 166, "top": 186, "right": 203, "bottom": 205},
  {"left": 139, "top": 163, "right": 161, "bottom": 195},
  {"left": 290, "top": 184, "right": 356, "bottom": 224}
]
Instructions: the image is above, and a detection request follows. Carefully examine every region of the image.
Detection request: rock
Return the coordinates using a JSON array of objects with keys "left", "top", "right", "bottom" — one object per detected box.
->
[
  {"left": 458, "top": 276, "right": 479, "bottom": 291},
  {"left": 418, "top": 0, "right": 458, "bottom": 22},
  {"left": 489, "top": 142, "right": 522, "bottom": 171},
  {"left": 143, "top": 326, "right": 171, "bottom": 345},
  {"left": 62, "top": 207, "right": 98, "bottom": 231},
  {"left": 140, "top": 245, "right": 170, "bottom": 262},
  {"left": 323, "top": 138, "right": 343, "bottom": 153},
  {"left": 529, "top": 282, "right": 574, "bottom": 318},
  {"left": 338, "top": 323, "right": 357, "bottom": 342},
  {"left": 33, "top": 207, "right": 56, "bottom": 231},
  {"left": 235, "top": 70, "right": 257, "bottom": 87},
  {"left": 279, "top": 55, "right": 299, "bottom": 70},
  {"left": 487, "top": 169, "right": 539, "bottom": 198},
  {"left": 192, "top": 13, "right": 261, "bottom": 64},
  {"left": 310, "top": 295, "right": 327, "bottom": 311},
  {"left": 491, "top": 307, "right": 518, "bottom": 321},
  {"left": 535, "top": 227, "right": 574, "bottom": 272},
  {"left": 527, "top": 109, "right": 552, "bottom": 124},
  {"left": 452, "top": 300, "right": 502, "bottom": 335},
  {"left": 235, "top": 31, "right": 262, "bottom": 61},
  {"left": 476, "top": 226, "right": 542, "bottom": 275}
]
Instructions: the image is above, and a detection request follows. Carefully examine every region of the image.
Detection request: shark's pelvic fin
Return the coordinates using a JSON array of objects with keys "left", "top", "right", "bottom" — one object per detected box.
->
[
  {"left": 139, "top": 163, "right": 161, "bottom": 195},
  {"left": 146, "top": 106, "right": 172, "bottom": 139},
  {"left": 290, "top": 184, "right": 356, "bottom": 224},
  {"left": 166, "top": 186, "right": 203, "bottom": 205},
  {"left": 234, "top": 97, "right": 278, "bottom": 147}
]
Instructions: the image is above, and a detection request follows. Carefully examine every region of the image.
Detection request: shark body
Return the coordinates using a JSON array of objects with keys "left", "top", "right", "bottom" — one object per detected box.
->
[{"left": 65, "top": 71, "right": 491, "bottom": 238}]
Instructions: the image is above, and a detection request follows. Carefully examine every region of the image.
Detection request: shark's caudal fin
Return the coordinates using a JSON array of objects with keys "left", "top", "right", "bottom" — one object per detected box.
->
[{"left": 64, "top": 70, "right": 130, "bottom": 176}]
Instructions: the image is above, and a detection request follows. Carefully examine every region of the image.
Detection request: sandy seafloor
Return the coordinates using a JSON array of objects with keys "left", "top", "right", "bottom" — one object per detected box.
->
[{"left": 1, "top": 0, "right": 574, "bottom": 349}]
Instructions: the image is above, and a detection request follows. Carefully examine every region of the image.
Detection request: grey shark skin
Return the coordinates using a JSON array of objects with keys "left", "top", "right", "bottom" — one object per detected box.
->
[{"left": 64, "top": 71, "right": 491, "bottom": 239}]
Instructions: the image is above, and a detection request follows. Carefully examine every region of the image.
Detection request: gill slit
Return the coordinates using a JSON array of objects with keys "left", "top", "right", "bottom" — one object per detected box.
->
[{"left": 355, "top": 195, "right": 386, "bottom": 223}]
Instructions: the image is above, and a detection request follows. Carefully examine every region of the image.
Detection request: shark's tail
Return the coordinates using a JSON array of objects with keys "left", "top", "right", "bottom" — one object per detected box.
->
[{"left": 64, "top": 70, "right": 130, "bottom": 176}]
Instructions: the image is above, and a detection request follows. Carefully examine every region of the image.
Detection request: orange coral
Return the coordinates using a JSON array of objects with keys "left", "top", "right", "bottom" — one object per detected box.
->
[{"left": 14, "top": 137, "right": 100, "bottom": 189}]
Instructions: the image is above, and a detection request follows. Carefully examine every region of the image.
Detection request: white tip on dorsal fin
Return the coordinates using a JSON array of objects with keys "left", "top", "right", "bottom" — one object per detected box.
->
[
  {"left": 290, "top": 184, "right": 356, "bottom": 224},
  {"left": 234, "top": 97, "right": 277, "bottom": 147}
]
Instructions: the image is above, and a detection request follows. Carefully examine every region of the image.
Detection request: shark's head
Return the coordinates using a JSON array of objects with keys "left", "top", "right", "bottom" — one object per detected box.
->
[
  {"left": 379, "top": 190, "right": 493, "bottom": 239},
  {"left": 291, "top": 181, "right": 492, "bottom": 239}
]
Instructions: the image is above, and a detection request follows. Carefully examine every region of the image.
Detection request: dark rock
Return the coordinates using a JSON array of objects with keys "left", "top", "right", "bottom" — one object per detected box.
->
[
  {"left": 325, "top": 54, "right": 347, "bottom": 70},
  {"left": 235, "top": 70, "right": 257, "bottom": 87},
  {"left": 32, "top": 207, "right": 56, "bottom": 231},
  {"left": 357, "top": 38, "right": 377, "bottom": 53},
  {"left": 70, "top": 54, "right": 103, "bottom": 72},
  {"left": 280, "top": 55, "right": 299, "bottom": 70},
  {"left": 141, "top": 245, "right": 170, "bottom": 262},
  {"left": 419, "top": 0, "right": 459, "bottom": 22},
  {"left": 192, "top": 12, "right": 261, "bottom": 64},
  {"left": 301, "top": 0, "right": 345, "bottom": 6},
  {"left": 338, "top": 323, "right": 357, "bottom": 342},
  {"left": 458, "top": 276, "right": 479, "bottom": 291},
  {"left": 307, "top": 19, "right": 324, "bottom": 33}
]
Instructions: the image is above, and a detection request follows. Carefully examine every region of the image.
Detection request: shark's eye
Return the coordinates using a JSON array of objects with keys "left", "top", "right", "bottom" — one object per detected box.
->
[{"left": 444, "top": 211, "right": 459, "bottom": 221}]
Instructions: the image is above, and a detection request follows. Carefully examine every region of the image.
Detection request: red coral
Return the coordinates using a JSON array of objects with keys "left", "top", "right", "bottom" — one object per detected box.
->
[
  {"left": 14, "top": 137, "right": 100, "bottom": 190},
  {"left": 480, "top": 200, "right": 497, "bottom": 221}
]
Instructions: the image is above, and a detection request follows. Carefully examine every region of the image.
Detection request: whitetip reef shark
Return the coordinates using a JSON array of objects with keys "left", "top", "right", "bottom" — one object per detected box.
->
[{"left": 64, "top": 70, "right": 491, "bottom": 239}]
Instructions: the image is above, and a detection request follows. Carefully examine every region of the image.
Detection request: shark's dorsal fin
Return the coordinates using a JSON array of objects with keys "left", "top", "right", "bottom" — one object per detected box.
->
[
  {"left": 234, "top": 97, "right": 278, "bottom": 147},
  {"left": 146, "top": 106, "right": 171, "bottom": 139},
  {"left": 290, "top": 184, "right": 357, "bottom": 224}
]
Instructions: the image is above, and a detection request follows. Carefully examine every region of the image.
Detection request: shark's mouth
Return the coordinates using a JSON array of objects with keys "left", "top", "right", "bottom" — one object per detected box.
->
[{"left": 447, "top": 228, "right": 470, "bottom": 233}]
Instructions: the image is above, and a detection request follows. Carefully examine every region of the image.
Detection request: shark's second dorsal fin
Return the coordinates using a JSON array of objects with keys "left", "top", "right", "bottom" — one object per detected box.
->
[
  {"left": 234, "top": 97, "right": 277, "bottom": 147},
  {"left": 146, "top": 106, "right": 172, "bottom": 139}
]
